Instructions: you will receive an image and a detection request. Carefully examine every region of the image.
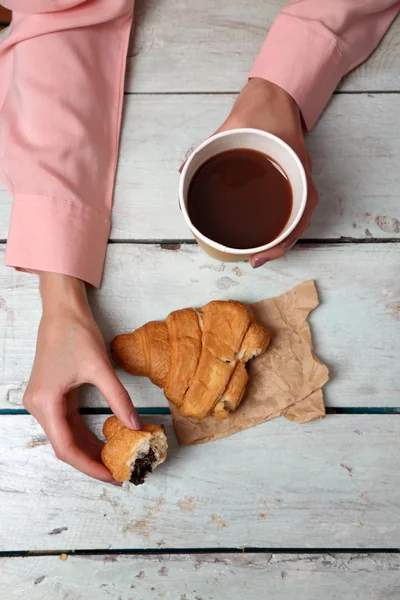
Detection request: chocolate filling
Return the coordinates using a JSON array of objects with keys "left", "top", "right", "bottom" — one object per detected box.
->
[{"left": 130, "top": 448, "right": 156, "bottom": 486}]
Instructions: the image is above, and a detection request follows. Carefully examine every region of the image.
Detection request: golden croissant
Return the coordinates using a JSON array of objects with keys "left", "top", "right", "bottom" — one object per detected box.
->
[
  {"left": 101, "top": 417, "right": 168, "bottom": 485},
  {"left": 111, "top": 301, "right": 271, "bottom": 420}
]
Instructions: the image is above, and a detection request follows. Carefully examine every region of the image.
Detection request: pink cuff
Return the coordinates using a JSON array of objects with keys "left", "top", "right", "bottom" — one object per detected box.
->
[
  {"left": 5, "top": 195, "right": 110, "bottom": 288},
  {"left": 249, "top": 13, "right": 345, "bottom": 130}
]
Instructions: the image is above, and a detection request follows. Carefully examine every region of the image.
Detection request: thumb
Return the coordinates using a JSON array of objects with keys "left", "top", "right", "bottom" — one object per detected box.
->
[
  {"left": 251, "top": 223, "right": 302, "bottom": 267},
  {"left": 94, "top": 364, "right": 143, "bottom": 430},
  {"left": 251, "top": 239, "right": 288, "bottom": 267},
  {"left": 251, "top": 231, "right": 300, "bottom": 268}
]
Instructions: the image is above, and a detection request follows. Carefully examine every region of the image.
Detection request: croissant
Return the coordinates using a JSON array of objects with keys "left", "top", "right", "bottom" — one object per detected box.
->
[
  {"left": 111, "top": 301, "right": 270, "bottom": 420},
  {"left": 101, "top": 417, "right": 168, "bottom": 485}
]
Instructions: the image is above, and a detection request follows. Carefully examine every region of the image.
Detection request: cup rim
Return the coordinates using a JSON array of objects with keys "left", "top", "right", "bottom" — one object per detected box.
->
[{"left": 179, "top": 128, "right": 308, "bottom": 255}]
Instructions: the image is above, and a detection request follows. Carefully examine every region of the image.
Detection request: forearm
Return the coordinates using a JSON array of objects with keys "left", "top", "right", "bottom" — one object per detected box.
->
[
  {"left": 0, "top": 0, "right": 134, "bottom": 287},
  {"left": 250, "top": 0, "right": 400, "bottom": 129}
]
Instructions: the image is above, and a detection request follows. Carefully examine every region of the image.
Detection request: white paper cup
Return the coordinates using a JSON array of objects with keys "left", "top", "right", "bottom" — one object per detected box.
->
[{"left": 179, "top": 128, "right": 307, "bottom": 262}]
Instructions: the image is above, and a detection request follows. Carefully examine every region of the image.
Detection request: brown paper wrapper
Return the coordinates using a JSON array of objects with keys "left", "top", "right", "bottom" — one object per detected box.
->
[{"left": 170, "top": 280, "right": 329, "bottom": 445}]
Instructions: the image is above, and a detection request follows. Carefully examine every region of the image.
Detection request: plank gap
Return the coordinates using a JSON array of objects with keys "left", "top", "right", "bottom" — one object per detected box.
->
[
  {"left": 1, "top": 547, "right": 400, "bottom": 558},
  {"left": 0, "top": 239, "right": 399, "bottom": 247},
  {"left": 107, "top": 239, "right": 400, "bottom": 245},
  {"left": 121, "top": 91, "right": 400, "bottom": 96},
  {"left": 2, "top": 408, "right": 400, "bottom": 416},
  {"left": 0, "top": 408, "right": 170, "bottom": 416}
]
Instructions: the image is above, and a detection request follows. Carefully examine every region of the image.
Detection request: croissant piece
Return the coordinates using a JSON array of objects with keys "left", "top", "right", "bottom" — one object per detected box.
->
[
  {"left": 112, "top": 321, "right": 171, "bottom": 388},
  {"left": 111, "top": 301, "right": 270, "bottom": 420},
  {"left": 101, "top": 417, "right": 168, "bottom": 485},
  {"left": 164, "top": 309, "right": 202, "bottom": 406}
]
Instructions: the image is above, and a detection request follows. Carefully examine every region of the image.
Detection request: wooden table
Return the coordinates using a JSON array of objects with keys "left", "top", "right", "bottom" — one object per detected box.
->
[{"left": 1, "top": 2, "right": 400, "bottom": 598}]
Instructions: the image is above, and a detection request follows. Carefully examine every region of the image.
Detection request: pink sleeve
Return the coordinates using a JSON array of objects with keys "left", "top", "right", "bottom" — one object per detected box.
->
[
  {"left": 249, "top": 0, "right": 400, "bottom": 130},
  {"left": 0, "top": 0, "right": 134, "bottom": 287}
]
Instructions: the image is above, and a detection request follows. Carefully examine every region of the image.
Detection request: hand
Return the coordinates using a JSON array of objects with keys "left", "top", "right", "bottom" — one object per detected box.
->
[
  {"left": 215, "top": 78, "right": 318, "bottom": 267},
  {"left": 23, "top": 273, "right": 143, "bottom": 484}
]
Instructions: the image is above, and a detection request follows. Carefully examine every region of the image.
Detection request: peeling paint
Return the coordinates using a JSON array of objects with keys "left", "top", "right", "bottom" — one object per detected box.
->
[
  {"left": 160, "top": 244, "right": 181, "bottom": 251},
  {"left": 208, "top": 514, "right": 227, "bottom": 529},
  {"left": 100, "top": 489, "right": 122, "bottom": 511},
  {"left": 385, "top": 302, "right": 400, "bottom": 321},
  {"left": 216, "top": 276, "right": 239, "bottom": 290},
  {"left": 258, "top": 513, "right": 269, "bottom": 520},
  {"left": 340, "top": 463, "right": 353, "bottom": 474},
  {"left": 178, "top": 497, "right": 198, "bottom": 514},
  {"left": 375, "top": 216, "right": 400, "bottom": 234},
  {"left": 0, "top": 296, "right": 13, "bottom": 319},
  {"left": 261, "top": 497, "right": 282, "bottom": 507},
  {"left": 5, "top": 381, "right": 26, "bottom": 406},
  {"left": 123, "top": 497, "right": 166, "bottom": 537},
  {"left": 48, "top": 527, "right": 68, "bottom": 536},
  {"left": 200, "top": 263, "right": 226, "bottom": 272},
  {"left": 27, "top": 436, "right": 49, "bottom": 449}
]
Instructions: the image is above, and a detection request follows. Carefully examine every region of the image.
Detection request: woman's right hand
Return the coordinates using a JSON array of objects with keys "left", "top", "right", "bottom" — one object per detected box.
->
[
  {"left": 215, "top": 78, "right": 319, "bottom": 267},
  {"left": 23, "top": 272, "right": 142, "bottom": 484}
]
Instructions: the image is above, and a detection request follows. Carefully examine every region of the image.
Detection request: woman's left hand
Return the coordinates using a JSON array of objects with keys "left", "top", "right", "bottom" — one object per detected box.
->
[{"left": 215, "top": 78, "right": 318, "bottom": 267}]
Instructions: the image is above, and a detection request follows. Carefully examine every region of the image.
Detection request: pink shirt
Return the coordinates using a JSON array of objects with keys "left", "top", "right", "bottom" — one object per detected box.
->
[{"left": 0, "top": 0, "right": 399, "bottom": 287}]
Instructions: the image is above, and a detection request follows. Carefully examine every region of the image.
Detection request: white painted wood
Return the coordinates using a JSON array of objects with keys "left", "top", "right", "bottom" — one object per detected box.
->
[
  {"left": 1, "top": 243, "right": 399, "bottom": 410},
  {"left": 1, "top": 414, "right": 400, "bottom": 550},
  {"left": 2, "top": 553, "right": 400, "bottom": 600},
  {"left": 126, "top": 0, "right": 400, "bottom": 93},
  {"left": 1, "top": 94, "right": 399, "bottom": 241}
]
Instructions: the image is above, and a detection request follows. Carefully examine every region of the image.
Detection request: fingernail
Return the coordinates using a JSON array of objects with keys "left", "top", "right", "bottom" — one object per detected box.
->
[
  {"left": 252, "top": 256, "right": 269, "bottom": 269},
  {"left": 130, "top": 409, "right": 143, "bottom": 430},
  {"left": 110, "top": 480, "right": 123, "bottom": 487},
  {"left": 283, "top": 238, "right": 298, "bottom": 251}
]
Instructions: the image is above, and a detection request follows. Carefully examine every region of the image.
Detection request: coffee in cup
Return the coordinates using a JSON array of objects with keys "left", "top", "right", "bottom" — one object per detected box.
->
[
  {"left": 179, "top": 128, "right": 307, "bottom": 262},
  {"left": 187, "top": 148, "right": 293, "bottom": 250}
]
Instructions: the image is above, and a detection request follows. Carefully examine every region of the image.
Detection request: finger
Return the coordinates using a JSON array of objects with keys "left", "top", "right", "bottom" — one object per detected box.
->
[
  {"left": 251, "top": 244, "right": 285, "bottom": 268},
  {"left": 42, "top": 395, "right": 119, "bottom": 483},
  {"left": 92, "top": 363, "right": 143, "bottom": 431},
  {"left": 68, "top": 406, "right": 105, "bottom": 459},
  {"left": 67, "top": 394, "right": 122, "bottom": 486},
  {"left": 252, "top": 177, "right": 318, "bottom": 268},
  {"left": 251, "top": 215, "right": 309, "bottom": 268}
]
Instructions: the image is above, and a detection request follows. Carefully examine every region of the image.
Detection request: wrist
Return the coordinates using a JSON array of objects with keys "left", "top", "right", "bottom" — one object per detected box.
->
[
  {"left": 222, "top": 77, "right": 303, "bottom": 139},
  {"left": 39, "top": 272, "right": 90, "bottom": 318},
  {"left": 247, "top": 78, "right": 299, "bottom": 116}
]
